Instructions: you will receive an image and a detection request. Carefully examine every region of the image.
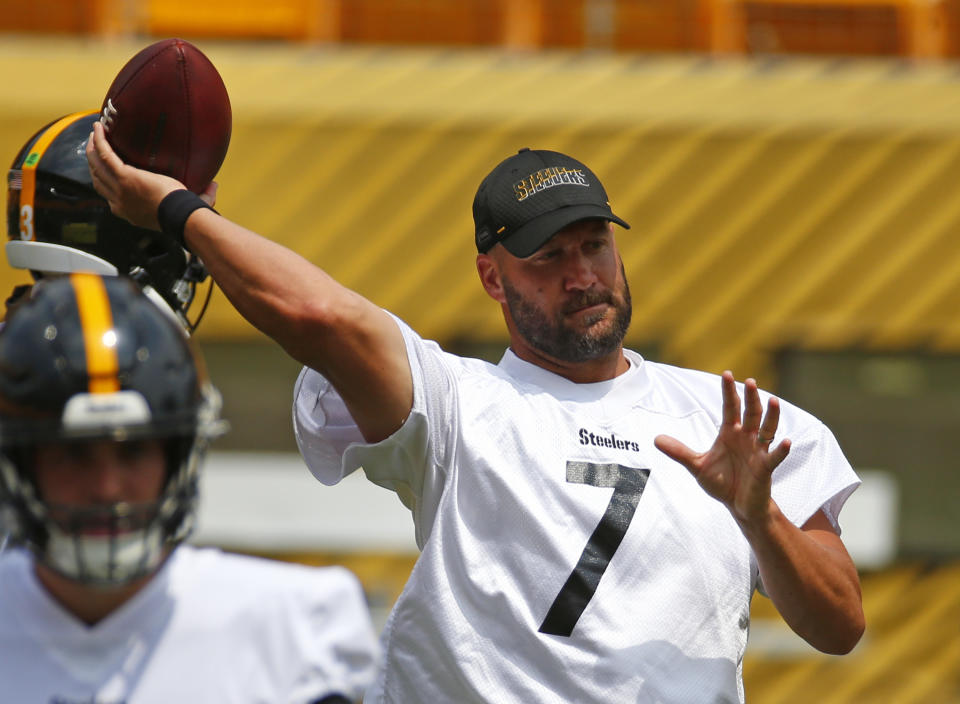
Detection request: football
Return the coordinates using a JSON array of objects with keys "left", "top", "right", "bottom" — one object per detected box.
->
[{"left": 100, "top": 38, "right": 232, "bottom": 193}]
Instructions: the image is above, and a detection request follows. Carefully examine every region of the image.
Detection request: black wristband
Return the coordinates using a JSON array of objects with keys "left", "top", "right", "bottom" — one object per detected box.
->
[{"left": 157, "top": 189, "right": 213, "bottom": 250}]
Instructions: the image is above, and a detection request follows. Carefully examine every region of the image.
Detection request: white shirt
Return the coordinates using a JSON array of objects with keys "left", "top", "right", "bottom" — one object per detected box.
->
[
  {"left": 294, "top": 318, "right": 859, "bottom": 704},
  {"left": 0, "top": 545, "right": 379, "bottom": 704}
]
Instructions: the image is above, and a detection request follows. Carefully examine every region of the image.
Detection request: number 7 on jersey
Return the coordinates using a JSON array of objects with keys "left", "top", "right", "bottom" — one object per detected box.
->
[{"left": 539, "top": 462, "right": 650, "bottom": 637}]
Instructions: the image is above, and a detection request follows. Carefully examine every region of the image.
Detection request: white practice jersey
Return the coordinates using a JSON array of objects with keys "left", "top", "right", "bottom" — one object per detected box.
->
[
  {"left": 294, "top": 318, "right": 859, "bottom": 704},
  {"left": 0, "top": 545, "right": 378, "bottom": 704}
]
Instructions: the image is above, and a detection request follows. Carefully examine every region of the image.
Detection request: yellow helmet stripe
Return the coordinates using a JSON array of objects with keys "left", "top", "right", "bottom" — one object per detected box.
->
[
  {"left": 70, "top": 273, "right": 120, "bottom": 394},
  {"left": 18, "top": 110, "right": 97, "bottom": 242}
]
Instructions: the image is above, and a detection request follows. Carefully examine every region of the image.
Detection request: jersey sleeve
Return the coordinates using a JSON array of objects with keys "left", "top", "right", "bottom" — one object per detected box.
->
[
  {"left": 769, "top": 416, "right": 860, "bottom": 533},
  {"left": 292, "top": 315, "right": 459, "bottom": 548},
  {"left": 649, "top": 364, "right": 860, "bottom": 535},
  {"left": 293, "top": 366, "right": 366, "bottom": 486}
]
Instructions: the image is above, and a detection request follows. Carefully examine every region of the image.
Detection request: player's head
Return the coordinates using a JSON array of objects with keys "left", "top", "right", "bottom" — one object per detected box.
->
[
  {"left": 474, "top": 149, "right": 632, "bottom": 363},
  {"left": 6, "top": 111, "right": 210, "bottom": 333},
  {"left": 0, "top": 273, "right": 226, "bottom": 585}
]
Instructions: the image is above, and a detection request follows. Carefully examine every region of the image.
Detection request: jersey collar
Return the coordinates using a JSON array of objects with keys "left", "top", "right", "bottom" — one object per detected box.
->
[{"left": 497, "top": 347, "right": 650, "bottom": 404}]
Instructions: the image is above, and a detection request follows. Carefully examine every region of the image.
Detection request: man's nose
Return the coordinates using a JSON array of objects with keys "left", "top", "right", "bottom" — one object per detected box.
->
[
  {"left": 87, "top": 459, "right": 126, "bottom": 503},
  {"left": 563, "top": 251, "right": 598, "bottom": 291}
]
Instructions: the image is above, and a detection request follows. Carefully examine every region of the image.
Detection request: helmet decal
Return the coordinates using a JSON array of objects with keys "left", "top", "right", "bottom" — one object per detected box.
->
[{"left": 71, "top": 272, "right": 121, "bottom": 394}]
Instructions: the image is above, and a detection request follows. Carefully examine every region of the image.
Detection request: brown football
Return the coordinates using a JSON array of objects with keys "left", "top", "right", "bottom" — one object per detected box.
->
[{"left": 100, "top": 38, "right": 232, "bottom": 193}]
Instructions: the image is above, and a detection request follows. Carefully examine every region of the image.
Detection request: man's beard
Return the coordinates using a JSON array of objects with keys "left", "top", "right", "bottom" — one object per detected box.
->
[{"left": 502, "top": 274, "right": 632, "bottom": 364}]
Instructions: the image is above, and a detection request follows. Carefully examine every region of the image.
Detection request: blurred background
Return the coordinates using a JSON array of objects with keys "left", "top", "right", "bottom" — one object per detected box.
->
[{"left": 2, "top": 1, "right": 959, "bottom": 701}]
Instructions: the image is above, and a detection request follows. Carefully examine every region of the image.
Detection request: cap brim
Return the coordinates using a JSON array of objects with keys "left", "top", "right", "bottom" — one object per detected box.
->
[{"left": 500, "top": 204, "right": 630, "bottom": 258}]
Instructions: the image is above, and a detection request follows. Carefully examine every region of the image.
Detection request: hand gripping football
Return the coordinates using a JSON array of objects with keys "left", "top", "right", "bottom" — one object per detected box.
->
[{"left": 100, "top": 38, "right": 232, "bottom": 193}]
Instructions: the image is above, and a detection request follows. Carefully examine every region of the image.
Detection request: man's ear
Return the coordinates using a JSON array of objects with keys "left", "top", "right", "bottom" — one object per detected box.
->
[{"left": 476, "top": 253, "right": 506, "bottom": 304}]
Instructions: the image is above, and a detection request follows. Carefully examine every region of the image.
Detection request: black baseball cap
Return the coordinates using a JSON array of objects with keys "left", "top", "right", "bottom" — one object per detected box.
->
[{"left": 473, "top": 148, "right": 630, "bottom": 257}]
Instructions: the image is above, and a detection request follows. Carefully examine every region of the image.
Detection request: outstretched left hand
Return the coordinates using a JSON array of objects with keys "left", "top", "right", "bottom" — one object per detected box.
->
[{"left": 654, "top": 371, "right": 792, "bottom": 526}]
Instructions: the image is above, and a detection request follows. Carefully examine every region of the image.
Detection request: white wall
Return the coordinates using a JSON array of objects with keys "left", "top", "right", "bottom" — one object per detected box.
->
[
  {"left": 195, "top": 452, "right": 898, "bottom": 568},
  {"left": 193, "top": 452, "right": 419, "bottom": 553}
]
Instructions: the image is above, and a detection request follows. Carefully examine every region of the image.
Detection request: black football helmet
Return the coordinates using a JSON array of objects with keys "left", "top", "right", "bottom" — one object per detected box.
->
[
  {"left": 0, "top": 273, "right": 226, "bottom": 584},
  {"left": 6, "top": 111, "right": 210, "bottom": 332}
]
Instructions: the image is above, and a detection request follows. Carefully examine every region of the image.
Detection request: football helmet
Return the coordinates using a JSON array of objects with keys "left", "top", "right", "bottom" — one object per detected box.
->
[
  {"left": 6, "top": 111, "right": 211, "bottom": 332},
  {"left": 0, "top": 273, "right": 226, "bottom": 584}
]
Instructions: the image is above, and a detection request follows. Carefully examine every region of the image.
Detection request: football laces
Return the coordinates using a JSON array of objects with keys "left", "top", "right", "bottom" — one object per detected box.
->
[{"left": 100, "top": 99, "right": 118, "bottom": 131}]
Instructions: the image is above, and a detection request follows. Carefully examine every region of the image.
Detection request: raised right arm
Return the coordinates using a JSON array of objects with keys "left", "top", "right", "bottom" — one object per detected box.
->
[{"left": 87, "top": 121, "right": 411, "bottom": 443}]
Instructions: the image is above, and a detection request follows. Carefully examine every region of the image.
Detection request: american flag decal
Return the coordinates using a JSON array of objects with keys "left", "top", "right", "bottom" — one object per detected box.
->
[{"left": 8, "top": 169, "right": 22, "bottom": 191}]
